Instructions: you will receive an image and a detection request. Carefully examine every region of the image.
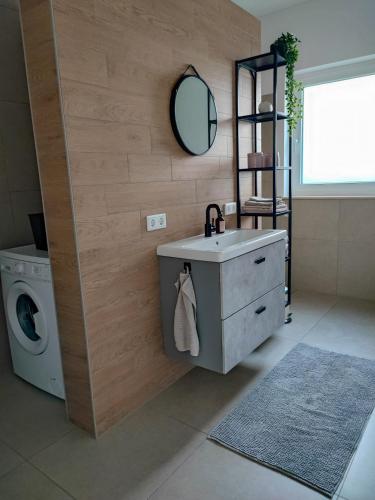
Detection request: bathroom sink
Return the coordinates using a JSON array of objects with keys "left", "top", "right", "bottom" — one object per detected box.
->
[{"left": 157, "top": 229, "right": 287, "bottom": 263}]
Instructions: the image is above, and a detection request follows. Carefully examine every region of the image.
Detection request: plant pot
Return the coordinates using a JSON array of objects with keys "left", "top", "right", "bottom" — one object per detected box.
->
[
  {"left": 270, "top": 42, "right": 285, "bottom": 57},
  {"left": 270, "top": 43, "right": 276, "bottom": 53}
]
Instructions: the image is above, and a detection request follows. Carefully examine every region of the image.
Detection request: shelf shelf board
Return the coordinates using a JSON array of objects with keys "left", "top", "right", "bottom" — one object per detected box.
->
[
  {"left": 240, "top": 210, "right": 291, "bottom": 217},
  {"left": 238, "top": 112, "right": 287, "bottom": 123},
  {"left": 237, "top": 51, "right": 286, "bottom": 72},
  {"left": 239, "top": 166, "right": 292, "bottom": 172}
]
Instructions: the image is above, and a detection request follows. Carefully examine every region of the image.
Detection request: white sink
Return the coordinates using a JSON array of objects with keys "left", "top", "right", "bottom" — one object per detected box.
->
[{"left": 157, "top": 229, "right": 287, "bottom": 263}]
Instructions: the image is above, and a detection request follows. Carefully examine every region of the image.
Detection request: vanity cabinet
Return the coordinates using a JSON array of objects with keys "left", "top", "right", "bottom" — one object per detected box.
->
[
  {"left": 221, "top": 240, "right": 285, "bottom": 319},
  {"left": 159, "top": 239, "right": 285, "bottom": 374}
]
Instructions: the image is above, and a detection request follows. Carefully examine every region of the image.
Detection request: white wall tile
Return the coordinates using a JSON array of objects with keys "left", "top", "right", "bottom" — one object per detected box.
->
[
  {"left": 0, "top": 139, "right": 8, "bottom": 193},
  {"left": 0, "top": 102, "right": 39, "bottom": 192},
  {"left": 0, "top": 1, "right": 18, "bottom": 10},
  {"left": 337, "top": 241, "right": 375, "bottom": 301},
  {"left": 9, "top": 191, "right": 43, "bottom": 246},
  {"left": 0, "top": 6, "right": 28, "bottom": 102},
  {"left": 293, "top": 199, "right": 340, "bottom": 240},
  {"left": 292, "top": 238, "right": 338, "bottom": 295},
  {"left": 288, "top": 199, "right": 375, "bottom": 301},
  {"left": 339, "top": 199, "right": 375, "bottom": 242},
  {"left": 0, "top": 192, "right": 16, "bottom": 248}
]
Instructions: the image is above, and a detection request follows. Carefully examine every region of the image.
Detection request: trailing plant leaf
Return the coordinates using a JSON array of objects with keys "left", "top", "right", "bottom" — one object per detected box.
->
[{"left": 272, "top": 33, "right": 303, "bottom": 136}]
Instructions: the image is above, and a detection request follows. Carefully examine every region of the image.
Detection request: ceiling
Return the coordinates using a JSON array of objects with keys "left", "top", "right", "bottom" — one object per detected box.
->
[{"left": 231, "top": 0, "right": 311, "bottom": 17}]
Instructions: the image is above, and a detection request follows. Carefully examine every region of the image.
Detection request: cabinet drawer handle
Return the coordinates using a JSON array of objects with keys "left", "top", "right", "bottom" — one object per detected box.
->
[
  {"left": 255, "top": 305, "right": 266, "bottom": 315},
  {"left": 254, "top": 256, "right": 266, "bottom": 264}
]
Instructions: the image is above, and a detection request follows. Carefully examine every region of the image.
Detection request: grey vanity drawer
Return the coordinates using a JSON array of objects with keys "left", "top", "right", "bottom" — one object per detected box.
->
[
  {"left": 220, "top": 239, "right": 285, "bottom": 319},
  {"left": 222, "top": 284, "right": 284, "bottom": 373}
]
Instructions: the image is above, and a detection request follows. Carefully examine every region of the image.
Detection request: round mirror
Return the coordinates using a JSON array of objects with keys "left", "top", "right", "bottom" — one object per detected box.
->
[{"left": 170, "top": 73, "right": 217, "bottom": 155}]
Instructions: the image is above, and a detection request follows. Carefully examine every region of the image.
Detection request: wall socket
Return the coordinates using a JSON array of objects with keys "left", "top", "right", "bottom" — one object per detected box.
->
[
  {"left": 223, "top": 202, "right": 237, "bottom": 215},
  {"left": 146, "top": 213, "right": 167, "bottom": 231}
]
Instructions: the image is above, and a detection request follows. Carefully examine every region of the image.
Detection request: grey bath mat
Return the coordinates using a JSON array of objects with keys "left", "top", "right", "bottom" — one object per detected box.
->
[{"left": 209, "top": 343, "right": 375, "bottom": 497}]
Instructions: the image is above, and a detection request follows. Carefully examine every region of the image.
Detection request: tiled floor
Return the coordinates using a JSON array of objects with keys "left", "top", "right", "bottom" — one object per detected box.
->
[{"left": 1, "top": 291, "right": 375, "bottom": 499}]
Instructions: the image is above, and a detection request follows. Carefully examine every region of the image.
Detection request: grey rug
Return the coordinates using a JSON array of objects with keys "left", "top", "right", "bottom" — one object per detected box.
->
[{"left": 209, "top": 343, "right": 375, "bottom": 497}]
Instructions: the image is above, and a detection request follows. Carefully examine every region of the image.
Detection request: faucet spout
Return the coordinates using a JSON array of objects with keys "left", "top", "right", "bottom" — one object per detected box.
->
[{"left": 205, "top": 203, "right": 222, "bottom": 237}]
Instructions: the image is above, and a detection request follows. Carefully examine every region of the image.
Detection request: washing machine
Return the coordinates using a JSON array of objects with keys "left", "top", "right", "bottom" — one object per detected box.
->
[{"left": 0, "top": 245, "right": 65, "bottom": 399}]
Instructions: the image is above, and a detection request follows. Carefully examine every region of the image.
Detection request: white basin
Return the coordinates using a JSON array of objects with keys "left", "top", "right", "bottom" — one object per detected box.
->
[{"left": 157, "top": 229, "right": 287, "bottom": 263}]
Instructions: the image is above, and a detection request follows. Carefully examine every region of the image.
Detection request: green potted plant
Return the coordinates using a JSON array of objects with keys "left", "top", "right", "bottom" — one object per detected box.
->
[{"left": 271, "top": 33, "right": 303, "bottom": 136}]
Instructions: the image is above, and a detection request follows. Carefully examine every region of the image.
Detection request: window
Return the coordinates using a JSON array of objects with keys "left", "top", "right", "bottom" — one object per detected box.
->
[{"left": 292, "top": 56, "right": 375, "bottom": 197}]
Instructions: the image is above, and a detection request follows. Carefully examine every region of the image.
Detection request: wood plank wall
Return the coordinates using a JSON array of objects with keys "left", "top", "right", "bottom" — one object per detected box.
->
[
  {"left": 21, "top": 0, "right": 260, "bottom": 435},
  {"left": 19, "top": 0, "right": 95, "bottom": 434}
]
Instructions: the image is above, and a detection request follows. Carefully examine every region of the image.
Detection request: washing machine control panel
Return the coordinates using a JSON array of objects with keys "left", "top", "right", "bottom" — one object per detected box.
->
[
  {"left": 14, "top": 262, "right": 25, "bottom": 274},
  {"left": 0, "top": 257, "right": 51, "bottom": 281}
]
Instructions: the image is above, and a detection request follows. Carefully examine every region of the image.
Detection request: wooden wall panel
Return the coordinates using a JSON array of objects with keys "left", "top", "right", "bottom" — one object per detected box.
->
[
  {"left": 19, "top": 0, "right": 95, "bottom": 434},
  {"left": 54, "top": 0, "right": 259, "bottom": 434},
  {"left": 22, "top": 0, "right": 260, "bottom": 435}
]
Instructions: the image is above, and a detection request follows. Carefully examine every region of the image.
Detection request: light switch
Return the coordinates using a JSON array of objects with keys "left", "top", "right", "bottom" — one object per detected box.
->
[{"left": 223, "top": 202, "right": 237, "bottom": 215}]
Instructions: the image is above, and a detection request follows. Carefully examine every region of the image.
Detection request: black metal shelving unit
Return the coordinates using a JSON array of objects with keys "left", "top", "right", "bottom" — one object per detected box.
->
[{"left": 235, "top": 49, "right": 293, "bottom": 317}]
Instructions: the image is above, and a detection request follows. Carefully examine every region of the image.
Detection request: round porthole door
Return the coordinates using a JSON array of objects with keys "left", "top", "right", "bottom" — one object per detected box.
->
[{"left": 6, "top": 281, "right": 48, "bottom": 355}]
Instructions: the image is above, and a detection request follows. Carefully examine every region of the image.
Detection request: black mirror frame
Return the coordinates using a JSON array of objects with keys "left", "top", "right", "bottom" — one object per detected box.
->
[{"left": 170, "top": 72, "right": 218, "bottom": 156}]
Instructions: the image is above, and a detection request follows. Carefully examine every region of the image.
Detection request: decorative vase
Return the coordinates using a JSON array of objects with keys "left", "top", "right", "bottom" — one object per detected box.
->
[{"left": 258, "top": 101, "right": 273, "bottom": 113}]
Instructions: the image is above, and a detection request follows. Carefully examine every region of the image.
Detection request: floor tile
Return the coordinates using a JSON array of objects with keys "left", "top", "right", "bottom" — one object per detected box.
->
[
  {"left": 241, "top": 334, "right": 296, "bottom": 370},
  {"left": 150, "top": 440, "right": 327, "bottom": 500},
  {"left": 146, "top": 335, "right": 296, "bottom": 433},
  {"left": 0, "top": 291, "right": 373, "bottom": 500},
  {"left": 31, "top": 406, "right": 205, "bottom": 500},
  {"left": 0, "top": 372, "right": 73, "bottom": 458},
  {"left": 331, "top": 296, "right": 375, "bottom": 326},
  {"left": 0, "top": 462, "right": 72, "bottom": 500},
  {"left": 275, "top": 290, "right": 337, "bottom": 341},
  {"left": 0, "top": 441, "right": 23, "bottom": 479},
  {"left": 340, "top": 411, "right": 375, "bottom": 500},
  {"left": 303, "top": 297, "right": 375, "bottom": 359}
]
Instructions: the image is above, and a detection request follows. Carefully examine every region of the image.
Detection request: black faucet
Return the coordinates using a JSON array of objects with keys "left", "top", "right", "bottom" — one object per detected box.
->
[{"left": 205, "top": 204, "right": 222, "bottom": 237}]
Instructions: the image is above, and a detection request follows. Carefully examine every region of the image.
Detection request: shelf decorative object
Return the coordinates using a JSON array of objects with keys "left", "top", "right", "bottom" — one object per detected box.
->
[
  {"left": 258, "top": 100, "right": 273, "bottom": 113},
  {"left": 271, "top": 32, "right": 303, "bottom": 135}
]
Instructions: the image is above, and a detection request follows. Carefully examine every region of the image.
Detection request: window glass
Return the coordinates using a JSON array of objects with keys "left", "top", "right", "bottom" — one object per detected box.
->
[{"left": 302, "top": 74, "right": 375, "bottom": 184}]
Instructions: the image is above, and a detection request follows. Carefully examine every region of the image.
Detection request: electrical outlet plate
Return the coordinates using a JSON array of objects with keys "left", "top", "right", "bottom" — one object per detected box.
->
[
  {"left": 223, "top": 202, "right": 237, "bottom": 215},
  {"left": 146, "top": 213, "right": 167, "bottom": 231}
]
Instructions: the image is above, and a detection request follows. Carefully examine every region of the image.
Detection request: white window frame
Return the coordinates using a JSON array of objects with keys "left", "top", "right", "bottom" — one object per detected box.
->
[{"left": 292, "top": 55, "right": 375, "bottom": 197}]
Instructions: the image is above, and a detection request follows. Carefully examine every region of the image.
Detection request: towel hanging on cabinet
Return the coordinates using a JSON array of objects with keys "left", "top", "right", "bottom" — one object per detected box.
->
[{"left": 174, "top": 266, "right": 199, "bottom": 357}]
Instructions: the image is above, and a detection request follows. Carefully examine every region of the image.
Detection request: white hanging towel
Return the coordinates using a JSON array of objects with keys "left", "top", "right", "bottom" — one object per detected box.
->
[{"left": 174, "top": 271, "right": 199, "bottom": 357}]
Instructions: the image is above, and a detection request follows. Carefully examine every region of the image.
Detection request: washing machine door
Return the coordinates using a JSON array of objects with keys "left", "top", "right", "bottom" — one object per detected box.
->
[{"left": 6, "top": 281, "right": 49, "bottom": 355}]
